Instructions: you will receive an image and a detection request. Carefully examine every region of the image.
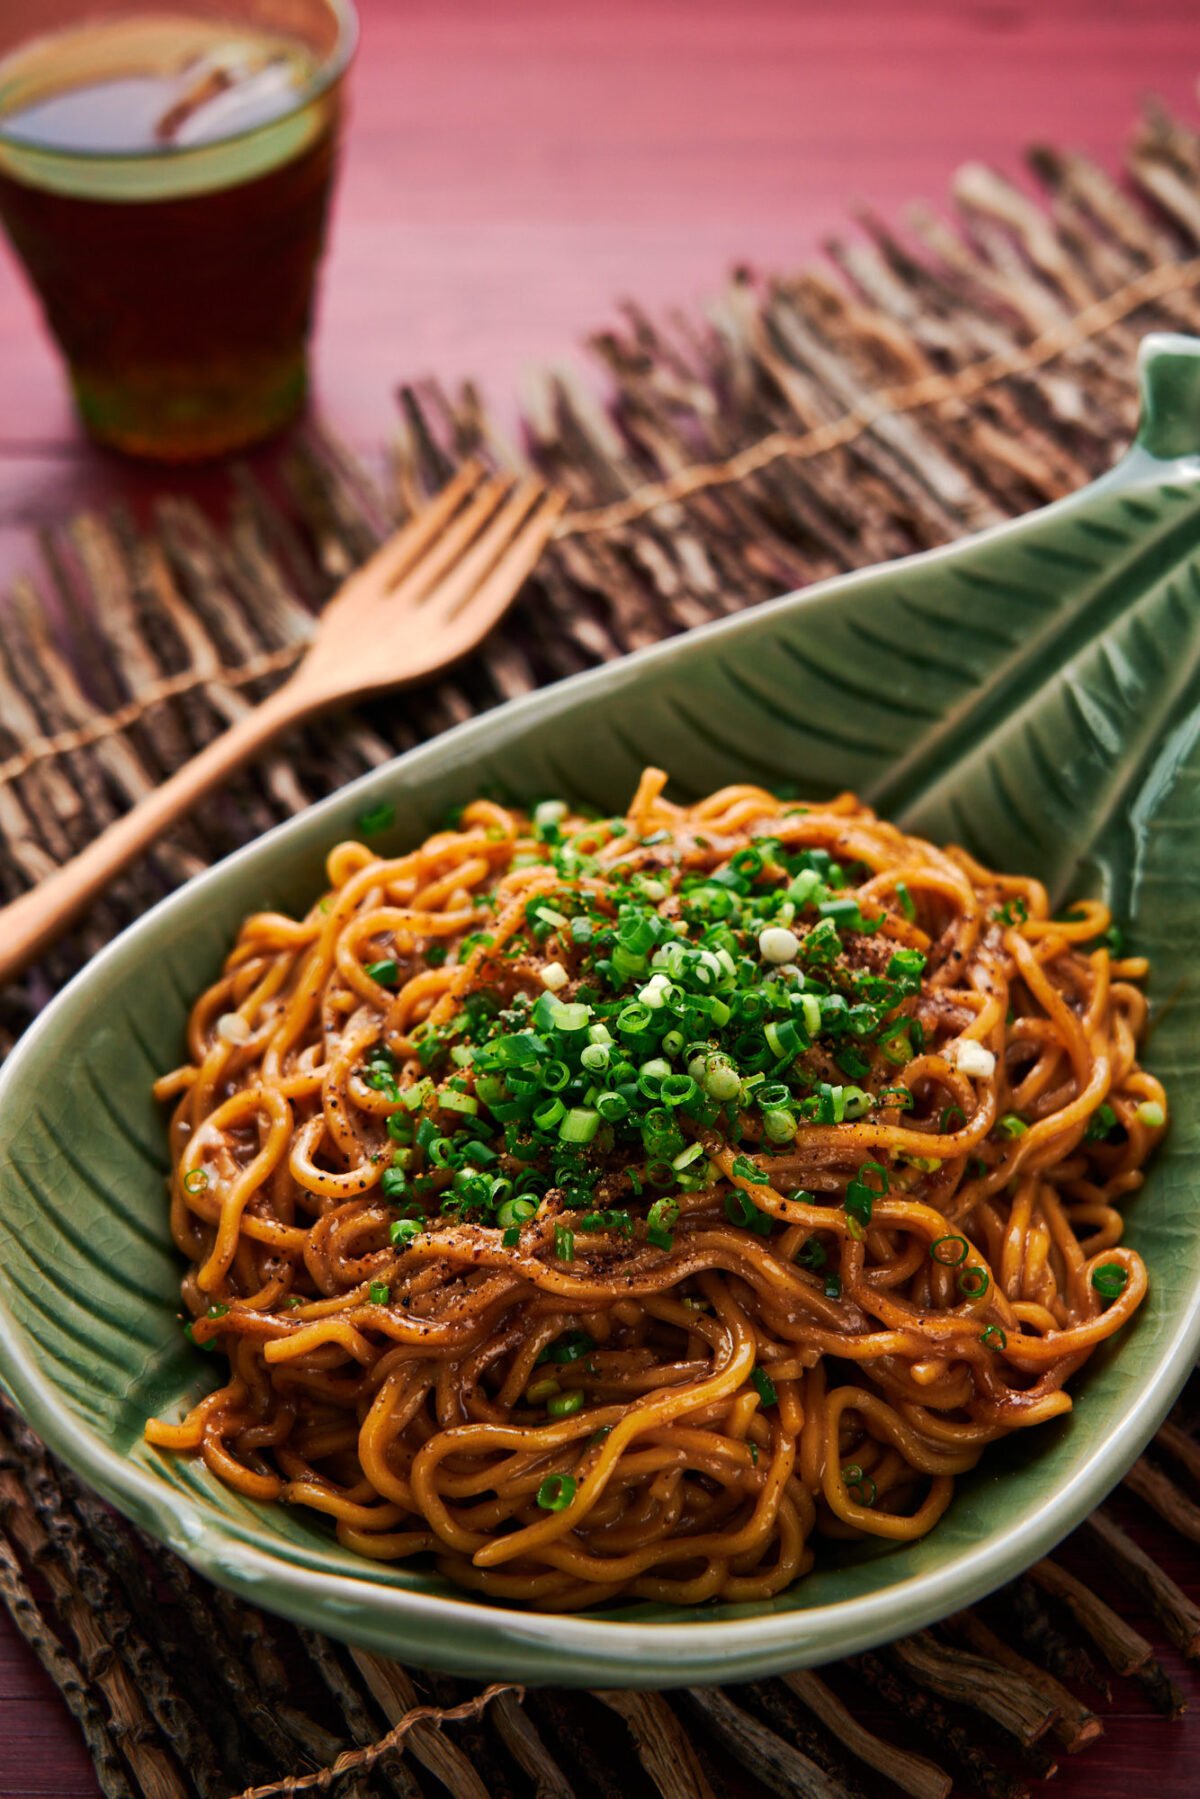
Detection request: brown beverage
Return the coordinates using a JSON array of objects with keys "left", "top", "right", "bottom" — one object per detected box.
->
[{"left": 0, "top": 4, "right": 356, "bottom": 460}]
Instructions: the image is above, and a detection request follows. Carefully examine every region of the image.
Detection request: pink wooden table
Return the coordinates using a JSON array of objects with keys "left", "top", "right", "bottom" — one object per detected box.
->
[{"left": 2, "top": 3, "right": 1199, "bottom": 1793}]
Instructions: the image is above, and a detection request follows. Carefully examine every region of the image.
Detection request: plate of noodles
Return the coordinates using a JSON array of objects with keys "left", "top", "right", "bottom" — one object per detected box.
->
[{"left": 0, "top": 335, "right": 1197, "bottom": 1686}]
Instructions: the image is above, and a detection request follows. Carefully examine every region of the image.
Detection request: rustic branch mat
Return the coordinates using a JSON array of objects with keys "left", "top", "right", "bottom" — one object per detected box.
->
[{"left": 3, "top": 99, "right": 1200, "bottom": 1799}]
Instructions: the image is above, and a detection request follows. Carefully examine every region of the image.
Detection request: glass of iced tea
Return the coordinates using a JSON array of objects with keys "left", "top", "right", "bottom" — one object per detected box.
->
[{"left": 0, "top": 1, "right": 356, "bottom": 461}]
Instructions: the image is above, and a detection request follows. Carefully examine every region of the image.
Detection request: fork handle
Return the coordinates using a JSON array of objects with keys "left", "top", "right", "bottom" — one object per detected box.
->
[{"left": 0, "top": 680, "right": 309, "bottom": 987}]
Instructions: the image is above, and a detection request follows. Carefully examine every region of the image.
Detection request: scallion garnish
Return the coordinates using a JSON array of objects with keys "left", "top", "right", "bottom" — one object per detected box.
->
[
  {"left": 930, "top": 1235, "right": 970, "bottom": 1267},
  {"left": 357, "top": 801, "right": 396, "bottom": 837},
  {"left": 1091, "top": 1262, "right": 1128, "bottom": 1301},
  {"left": 841, "top": 1464, "right": 877, "bottom": 1507},
  {"left": 750, "top": 1367, "right": 777, "bottom": 1407},
  {"left": 646, "top": 1197, "right": 679, "bottom": 1250},
  {"left": 365, "top": 958, "right": 399, "bottom": 986},
  {"left": 536, "top": 1474, "right": 577, "bottom": 1511},
  {"left": 957, "top": 1265, "right": 989, "bottom": 1300}
]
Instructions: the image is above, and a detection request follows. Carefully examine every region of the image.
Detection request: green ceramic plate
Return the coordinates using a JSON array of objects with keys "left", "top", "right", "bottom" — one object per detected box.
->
[{"left": 1, "top": 334, "right": 1198, "bottom": 1688}]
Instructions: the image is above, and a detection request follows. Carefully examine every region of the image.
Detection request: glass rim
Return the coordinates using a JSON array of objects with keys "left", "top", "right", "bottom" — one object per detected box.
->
[{"left": 0, "top": 0, "right": 358, "bottom": 161}]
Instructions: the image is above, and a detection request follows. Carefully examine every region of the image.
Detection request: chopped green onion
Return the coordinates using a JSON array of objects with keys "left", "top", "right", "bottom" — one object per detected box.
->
[
  {"left": 762, "top": 1108, "right": 797, "bottom": 1144},
  {"left": 497, "top": 1196, "right": 537, "bottom": 1231},
  {"left": 957, "top": 1265, "right": 989, "bottom": 1300},
  {"left": 554, "top": 1225, "right": 575, "bottom": 1263},
  {"left": 823, "top": 1271, "right": 842, "bottom": 1299},
  {"left": 390, "top": 1218, "right": 421, "bottom": 1247},
  {"left": 931, "top": 1234, "right": 970, "bottom": 1267},
  {"left": 703, "top": 1060, "right": 741, "bottom": 1102},
  {"left": 895, "top": 881, "right": 916, "bottom": 922},
  {"left": 731, "top": 1154, "right": 768, "bottom": 1185},
  {"left": 401, "top": 1077, "right": 436, "bottom": 1112},
  {"left": 368, "top": 1281, "right": 390, "bottom": 1305},
  {"left": 841, "top": 1463, "right": 877, "bottom": 1507},
  {"left": 544, "top": 1331, "right": 595, "bottom": 1364},
  {"left": 750, "top": 1367, "right": 778, "bottom": 1407},
  {"left": 646, "top": 1197, "right": 679, "bottom": 1250},
  {"left": 440, "top": 1089, "right": 478, "bottom": 1116},
  {"left": 537, "top": 1474, "right": 577, "bottom": 1511},
  {"left": 887, "top": 948, "right": 926, "bottom": 983},
  {"left": 182, "top": 1168, "right": 209, "bottom": 1195},
  {"left": 725, "top": 1189, "right": 774, "bottom": 1236},
  {"left": 1085, "top": 1102, "right": 1119, "bottom": 1142},
  {"left": 581, "top": 1207, "right": 633, "bottom": 1235},
  {"left": 980, "top": 1324, "right": 1007, "bottom": 1351},
  {"left": 1134, "top": 1100, "right": 1165, "bottom": 1130},
  {"left": 357, "top": 801, "right": 396, "bottom": 837},
  {"left": 845, "top": 1160, "right": 888, "bottom": 1228},
  {"left": 559, "top": 1107, "right": 600, "bottom": 1144},
  {"left": 998, "top": 1113, "right": 1028, "bottom": 1139},
  {"left": 547, "top": 1390, "right": 584, "bottom": 1418},
  {"left": 1092, "top": 1262, "right": 1128, "bottom": 1301},
  {"left": 365, "top": 958, "right": 399, "bottom": 986}
]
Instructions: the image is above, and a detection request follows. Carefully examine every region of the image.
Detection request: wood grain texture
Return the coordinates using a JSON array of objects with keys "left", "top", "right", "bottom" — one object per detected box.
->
[{"left": 1, "top": 2, "right": 1199, "bottom": 1794}]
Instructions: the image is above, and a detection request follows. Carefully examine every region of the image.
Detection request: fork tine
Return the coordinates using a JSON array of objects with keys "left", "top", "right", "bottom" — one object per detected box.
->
[
  {"left": 335, "top": 457, "right": 488, "bottom": 603},
  {"left": 435, "top": 487, "right": 568, "bottom": 653},
  {"left": 380, "top": 475, "right": 515, "bottom": 613},
  {"left": 418, "top": 476, "right": 550, "bottom": 624}
]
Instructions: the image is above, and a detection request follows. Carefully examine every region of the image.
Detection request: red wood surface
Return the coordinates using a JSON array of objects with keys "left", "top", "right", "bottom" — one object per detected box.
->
[{"left": 1, "top": 3, "right": 1199, "bottom": 1794}]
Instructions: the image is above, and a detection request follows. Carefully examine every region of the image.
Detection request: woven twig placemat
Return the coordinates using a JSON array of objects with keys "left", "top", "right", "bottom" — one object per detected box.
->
[{"left": 3, "top": 99, "right": 1200, "bottom": 1799}]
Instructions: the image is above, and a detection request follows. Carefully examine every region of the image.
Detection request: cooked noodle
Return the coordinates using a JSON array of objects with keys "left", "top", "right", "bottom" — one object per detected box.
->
[{"left": 147, "top": 770, "right": 1164, "bottom": 1610}]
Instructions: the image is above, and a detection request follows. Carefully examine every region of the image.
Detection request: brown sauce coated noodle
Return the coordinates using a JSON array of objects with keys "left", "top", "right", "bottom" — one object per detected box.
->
[{"left": 147, "top": 771, "right": 1163, "bottom": 1610}]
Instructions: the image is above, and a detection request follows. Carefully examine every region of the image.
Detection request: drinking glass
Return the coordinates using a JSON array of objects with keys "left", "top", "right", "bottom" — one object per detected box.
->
[{"left": 0, "top": 0, "right": 357, "bottom": 461}]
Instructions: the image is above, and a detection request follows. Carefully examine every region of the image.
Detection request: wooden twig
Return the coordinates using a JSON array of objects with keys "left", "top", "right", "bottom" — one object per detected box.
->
[
  {"left": 490, "top": 1690, "right": 578, "bottom": 1799},
  {"left": 298, "top": 1631, "right": 425, "bottom": 1799},
  {"left": 1028, "top": 1557, "right": 1154, "bottom": 1675},
  {"left": 850, "top": 1652, "right": 1030, "bottom": 1799},
  {"left": 143, "top": 1535, "right": 305, "bottom": 1771},
  {"left": 739, "top": 1681, "right": 870, "bottom": 1796},
  {"left": 349, "top": 1650, "right": 493, "bottom": 1799},
  {"left": 523, "top": 1694, "right": 629, "bottom": 1799},
  {"left": 1123, "top": 1456, "right": 1200, "bottom": 1545},
  {"left": 0, "top": 1526, "right": 138, "bottom": 1799},
  {"left": 230, "top": 1685, "right": 519, "bottom": 1799},
  {"left": 943, "top": 1611, "right": 1102, "bottom": 1752},
  {"left": 684, "top": 1687, "right": 857, "bottom": 1799},
  {"left": 1084, "top": 1510, "right": 1200, "bottom": 1660},
  {"left": 593, "top": 1689, "right": 721, "bottom": 1799},
  {"left": 0, "top": 1459, "right": 188, "bottom": 1799},
  {"left": 1007, "top": 1577, "right": 1111, "bottom": 1698},
  {"left": 1155, "top": 1418, "right": 1200, "bottom": 1488},
  {"left": 888, "top": 1630, "right": 1055, "bottom": 1747},
  {"left": 779, "top": 1668, "right": 951, "bottom": 1799}
]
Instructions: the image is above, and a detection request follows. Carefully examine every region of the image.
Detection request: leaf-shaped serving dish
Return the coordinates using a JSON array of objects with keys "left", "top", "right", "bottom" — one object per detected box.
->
[{"left": 1, "top": 335, "right": 1198, "bottom": 1688}]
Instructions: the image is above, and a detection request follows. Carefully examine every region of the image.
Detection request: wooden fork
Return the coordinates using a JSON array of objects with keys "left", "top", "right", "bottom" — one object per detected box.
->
[{"left": 0, "top": 461, "right": 566, "bottom": 984}]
